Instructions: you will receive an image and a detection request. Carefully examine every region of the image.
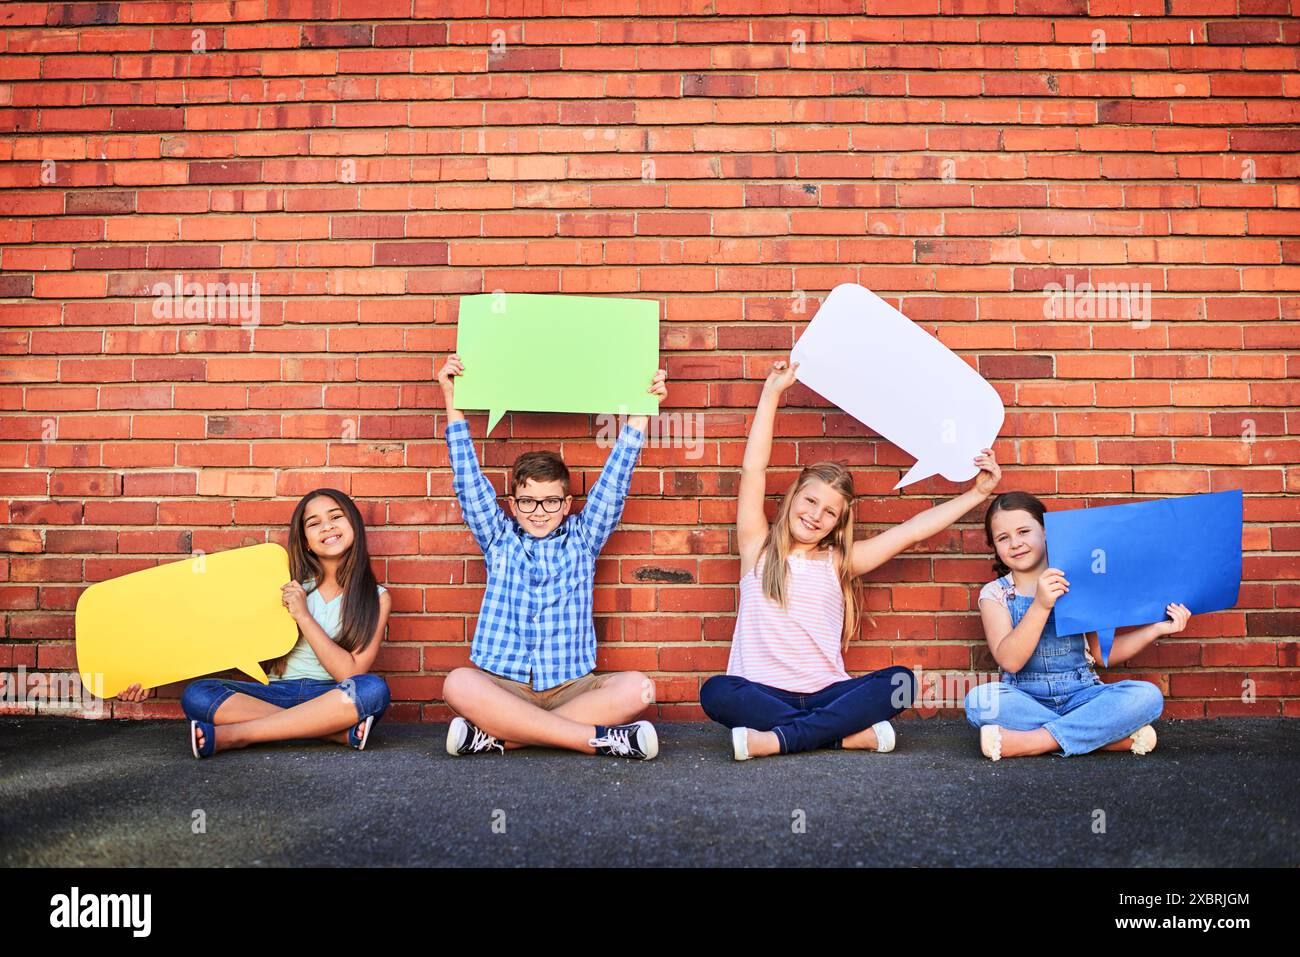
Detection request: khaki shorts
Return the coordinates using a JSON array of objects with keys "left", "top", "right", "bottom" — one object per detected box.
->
[{"left": 480, "top": 669, "right": 616, "bottom": 711}]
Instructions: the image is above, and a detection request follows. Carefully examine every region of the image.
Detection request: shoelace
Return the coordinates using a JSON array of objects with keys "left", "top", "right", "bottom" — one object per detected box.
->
[
  {"left": 589, "top": 727, "right": 633, "bottom": 756},
  {"left": 469, "top": 727, "right": 504, "bottom": 754}
]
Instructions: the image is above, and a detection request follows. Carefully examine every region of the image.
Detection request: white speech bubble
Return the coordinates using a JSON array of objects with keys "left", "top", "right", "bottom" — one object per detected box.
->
[{"left": 791, "top": 283, "right": 1004, "bottom": 489}]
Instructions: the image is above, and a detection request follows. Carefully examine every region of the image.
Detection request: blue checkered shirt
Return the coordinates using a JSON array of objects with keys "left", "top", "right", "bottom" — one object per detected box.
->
[{"left": 446, "top": 417, "right": 644, "bottom": 690}]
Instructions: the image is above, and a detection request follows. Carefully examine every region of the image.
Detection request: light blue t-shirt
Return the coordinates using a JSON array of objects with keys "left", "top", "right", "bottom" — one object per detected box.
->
[{"left": 274, "top": 580, "right": 387, "bottom": 682}]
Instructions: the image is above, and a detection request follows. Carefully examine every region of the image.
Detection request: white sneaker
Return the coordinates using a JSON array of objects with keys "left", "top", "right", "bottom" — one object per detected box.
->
[
  {"left": 446, "top": 716, "right": 504, "bottom": 756},
  {"left": 731, "top": 726, "right": 752, "bottom": 761},
  {"left": 980, "top": 724, "right": 1003, "bottom": 761},
  {"left": 871, "top": 720, "right": 896, "bottom": 753},
  {"left": 1129, "top": 725, "right": 1157, "bottom": 755}
]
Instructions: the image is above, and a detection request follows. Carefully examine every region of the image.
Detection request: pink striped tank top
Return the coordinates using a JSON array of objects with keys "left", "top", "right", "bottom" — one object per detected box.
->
[{"left": 726, "top": 550, "right": 851, "bottom": 693}]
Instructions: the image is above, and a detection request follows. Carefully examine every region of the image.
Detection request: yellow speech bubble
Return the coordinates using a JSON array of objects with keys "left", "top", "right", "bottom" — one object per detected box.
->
[{"left": 75, "top": 543, "right": 299, "bottom": 699}]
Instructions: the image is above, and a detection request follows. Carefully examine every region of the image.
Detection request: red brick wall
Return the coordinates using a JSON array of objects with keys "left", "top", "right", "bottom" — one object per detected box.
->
[{"left": 1, "top": 2, "right": 1297, "bottom": 722}]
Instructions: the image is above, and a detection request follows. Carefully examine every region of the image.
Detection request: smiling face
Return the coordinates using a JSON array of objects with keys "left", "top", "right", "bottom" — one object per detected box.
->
[
  {"left": 302, "top": 494, "right": 354, "bottom": 560},
  {"left": 786, "top": 476, "right": 849, "bottom": 548},
  {"left": 508, "top": 478, "right": 573, "bottom": 539},
  {"left": 988, "top": 508, "right": 1047, "bottom": 573}
]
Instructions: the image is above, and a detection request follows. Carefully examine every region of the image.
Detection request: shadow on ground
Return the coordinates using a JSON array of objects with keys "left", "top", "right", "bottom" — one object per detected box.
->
[{"left": 2, "top": 717, "right": 1296, "bottom": 867}]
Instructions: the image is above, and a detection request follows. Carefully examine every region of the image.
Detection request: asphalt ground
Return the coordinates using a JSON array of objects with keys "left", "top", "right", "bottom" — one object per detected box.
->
[{"left": 2, "top": 717, "right": 1296, "bottom": 867}]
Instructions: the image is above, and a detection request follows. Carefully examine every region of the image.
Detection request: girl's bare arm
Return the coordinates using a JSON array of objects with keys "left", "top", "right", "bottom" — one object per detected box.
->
[
  {"left": 1089, "top": 603, "right": 1192, "bottom": 667},
  {"left": 980, "top": 598, "right": 1051, "bottom": 673},
  {"left": 980, "top": 569, "right": 1067, "bottom": 673},
  {"left": 286, "top": 584, "right": 391, "bottom": 682},
  {"left": 851, "top": 450, "right": 1001, "bottom": 578},
  {"left": 738, "top": 361, "right": 798, "bottom": 572}
]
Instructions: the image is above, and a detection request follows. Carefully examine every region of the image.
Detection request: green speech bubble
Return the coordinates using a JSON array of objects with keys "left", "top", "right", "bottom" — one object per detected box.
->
[{"left": 453, "top": 293, "right": 660, "bottom": 434}]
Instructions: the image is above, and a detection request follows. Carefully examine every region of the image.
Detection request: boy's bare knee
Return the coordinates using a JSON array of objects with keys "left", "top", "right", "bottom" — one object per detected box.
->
[
  {"left": 442, "top": 667, "right": 481, "bottom": 709},
  {"left": 615, "top": 671, "right": 656, "bottom": 709}
]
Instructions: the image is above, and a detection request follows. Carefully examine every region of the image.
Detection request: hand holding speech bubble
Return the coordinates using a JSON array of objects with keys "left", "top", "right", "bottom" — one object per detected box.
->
[
  {"left": 75, "top": 543, "right": 299, "bottom": 698},
  {"left": 453, "top": 293, "right": 660, "bottom": 435},
  {"left": 1045, "top": 490, "right": 1243, "bottom": 665},
  {"left": 791, "top": 283, "right": 1005, "bottom": 489}
]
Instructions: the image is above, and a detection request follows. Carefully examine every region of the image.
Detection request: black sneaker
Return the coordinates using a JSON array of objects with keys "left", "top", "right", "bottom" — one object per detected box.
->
[
  {"left": 446, "top": 716, "right": 504, "bottom": 756},
  {"left": 589, "top": 720, "right": 658, "bottom": 760}
]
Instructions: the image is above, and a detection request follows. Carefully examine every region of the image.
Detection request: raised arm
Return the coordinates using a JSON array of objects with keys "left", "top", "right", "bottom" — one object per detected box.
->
[
  {"left": 437, "top": 353, "right": 466, "bottom": 425},
  {"left": 573, "top": 423, "right": 643, "bottom": 555},
  {"left": 850, "top": 449, "right": 1001, "bottom": 578},
  {"left": 438, "top": 355, "right": 508, "bottom": 552},
  {"left": 573, "top": 369, "right": 665, "bottom": 554},
  {"left": 738, "top": 360, "right": 799, "bottom": 572},
  {"left": 627, "top": 367, "right": 667, "bottom": 436}
]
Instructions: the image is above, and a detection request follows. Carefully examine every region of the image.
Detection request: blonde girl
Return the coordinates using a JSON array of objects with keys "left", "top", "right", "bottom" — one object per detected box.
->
[{"left": 701, "top": 359, "right": 1001, "bottom": 760}]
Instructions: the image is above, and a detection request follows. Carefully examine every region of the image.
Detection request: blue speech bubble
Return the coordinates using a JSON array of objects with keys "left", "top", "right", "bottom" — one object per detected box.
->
[{"left": 1044, "top": 490, "right": 1243, "bottom": 665}]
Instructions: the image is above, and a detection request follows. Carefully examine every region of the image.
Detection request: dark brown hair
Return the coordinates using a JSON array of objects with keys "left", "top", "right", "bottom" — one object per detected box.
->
[
  {"left": 269, "top": 488, "right": 382, "bottom": 675},
  {"left": 983, "top": 491, "right": 1048, "bottom": 577},
  {"left": 511, "top": 450, "right": 570, "bottom": 497}
]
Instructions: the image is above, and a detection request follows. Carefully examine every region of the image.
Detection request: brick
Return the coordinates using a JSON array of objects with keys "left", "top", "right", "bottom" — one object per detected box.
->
[{"left": 2, "top": 9, "right": 1295, "bottom": 720}]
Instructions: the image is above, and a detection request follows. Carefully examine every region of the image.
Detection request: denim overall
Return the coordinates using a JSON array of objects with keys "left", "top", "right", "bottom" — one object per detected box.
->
[
  {"left": 964, "top": 575, "right": 1164, "bottom": 756},
  {"left": 1003, "top": 580, "right": 1101, "bottom": 704}
]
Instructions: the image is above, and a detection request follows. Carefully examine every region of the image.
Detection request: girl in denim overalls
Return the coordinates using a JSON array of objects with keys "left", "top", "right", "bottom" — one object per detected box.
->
[{"left": 964, "top": 492, "right": 1192, "bottom": 760}]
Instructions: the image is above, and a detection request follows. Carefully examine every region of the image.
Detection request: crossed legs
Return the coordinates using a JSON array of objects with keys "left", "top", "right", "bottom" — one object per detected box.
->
[{"left": 442, "top": 668, "right": 654, "bottom": 754}]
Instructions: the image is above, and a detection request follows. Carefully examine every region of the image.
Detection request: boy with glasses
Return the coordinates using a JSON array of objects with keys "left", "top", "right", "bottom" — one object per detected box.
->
[{"left": 436, "top": 354, "right": 668, "bottom": 759}]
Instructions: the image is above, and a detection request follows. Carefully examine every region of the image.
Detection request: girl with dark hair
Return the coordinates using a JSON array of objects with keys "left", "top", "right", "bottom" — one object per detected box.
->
[
  {"left": 700, "top": 358, "right": 1002, "bottom": 760},
  {"left": 177, "top": 488, "right": 392, "bottom": 758},
  {"left": 964, "top": 491, "right": 1190, "bottom": 760}
]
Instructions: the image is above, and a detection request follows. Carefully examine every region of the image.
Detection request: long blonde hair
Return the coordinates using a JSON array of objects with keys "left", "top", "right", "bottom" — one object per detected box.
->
[{"left": 757, "top": 462, "right": 861, "bottom": 651}]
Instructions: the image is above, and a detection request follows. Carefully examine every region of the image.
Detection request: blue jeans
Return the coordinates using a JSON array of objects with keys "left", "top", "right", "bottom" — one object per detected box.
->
[
  {"left": 700, "top": 666, "right": 917, "bottom": 754},
  {"left": 181, "top": 675, "right": 391, "bottom": 726},
  {"left": 964, "top": 670, "right": 1163, "bottom": 756}
]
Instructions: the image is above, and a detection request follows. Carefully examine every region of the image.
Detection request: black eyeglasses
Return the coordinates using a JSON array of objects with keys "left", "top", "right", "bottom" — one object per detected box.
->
[{"left": 512, "top": 496, "right": 566, "bottom": 514}]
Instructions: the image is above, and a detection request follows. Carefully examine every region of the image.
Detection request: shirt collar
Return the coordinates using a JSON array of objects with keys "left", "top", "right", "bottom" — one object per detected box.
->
[{"left": 511, "top": 516, "right": 570, "bottom": 543}]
